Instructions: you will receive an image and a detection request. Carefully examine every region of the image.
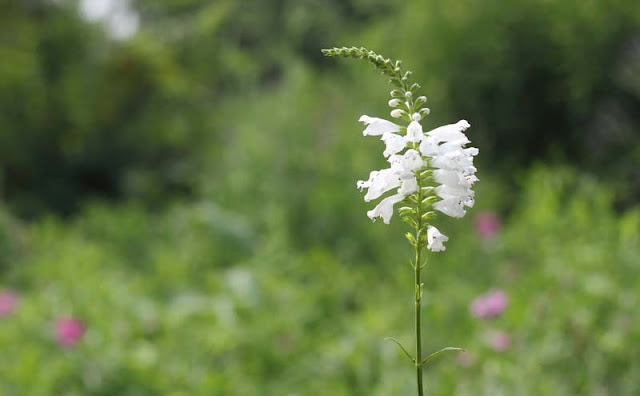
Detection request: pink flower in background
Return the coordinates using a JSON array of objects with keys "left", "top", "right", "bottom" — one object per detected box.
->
[
  {"left": 470, "top": 290, "right": 508, "bottom": 319},
  {"left": 486, "top": 330, "right": 511, "bottom": 351},
  {"left": 457, "top": 351, "right": 475, "bottom": 368},
  {"left": 474, "top": 211, "right": 500, "bottom": 239},
  {"left": 55, "top": 317, "right": 85, "bottom": 348},
  {"left": 0, "top": 290, "right": 19, "bottom": 317}
]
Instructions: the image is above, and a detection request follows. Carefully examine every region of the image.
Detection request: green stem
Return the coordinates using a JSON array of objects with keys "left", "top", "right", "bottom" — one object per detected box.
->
[
  {"left": 415, "top": 243, "right": 424, "bottom": 396},
  {"left": 414, "top": 142, "right": 425, "bottom": 396}
]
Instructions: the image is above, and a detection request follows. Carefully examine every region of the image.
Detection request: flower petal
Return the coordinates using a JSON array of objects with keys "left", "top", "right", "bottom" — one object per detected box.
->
[
  {"left": 406, "top": 121, "right": 423, "bottom": 143},
  {"left": 359, "top": 115, "right": 401, "bottom": 136},
  {"left": 367, "top": 194, "right": 405, "bottom": 224},
  {"left": 426, "top": 120, "right": 471, "bottom": 143},
  {"left": 427, "top": 226, "right": 449, "bottom": 252}
]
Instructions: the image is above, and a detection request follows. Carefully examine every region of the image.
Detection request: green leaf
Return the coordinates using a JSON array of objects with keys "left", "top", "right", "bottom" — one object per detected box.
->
[
  {"left": 384, "top": 337, "right": 415, "bottom": 363},
  {"left": 420, "top": 347, "right": 464, "bottom": 365}
]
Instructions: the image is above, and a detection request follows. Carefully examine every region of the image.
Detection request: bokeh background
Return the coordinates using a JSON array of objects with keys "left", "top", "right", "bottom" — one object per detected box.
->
[{"left": 1, "top": 0, "right": 640, "bottom": 394}]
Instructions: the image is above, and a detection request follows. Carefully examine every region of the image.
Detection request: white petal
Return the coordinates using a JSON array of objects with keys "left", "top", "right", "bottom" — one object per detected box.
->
[
  {"left": 431, "top": 150, "right": 475, "bottom": 171},
  {"left": 419, "top": 136, "right": 439, "bottom": 156},
  {"left": 381, "top": 132, "right": 407, "bottom": 157},
  {"left": 359, "top": 115, "right": 401, "bottom": 136},
  {"left": 464, "top": 147, "right": 479, "bottom": 156},
  {"left": 389, "top": 149, "right": 424, "bottom": 174},
  {"left": 362, "top": 168, "right": 401, "bottom": 202},
  {"left": 356, "top": 170, "right": 379, "bottom": 190},
  {"left": 406, "top": 121, "right": 423, "bottom": 143},
  {"left": 427, "top": 226, "right": 449, "bottom": 252},
  {"left": 435, "top": 184, "right": 474, "bottom": 199},
  {"left": 398, "top": 176, "right": 418, "bottom": 195},
  {"left": 427, "top": 120, "right": 471, "bottom": 143},
  {"left": 434, "top": 169, "right": 479, "bottom": 189},
  {"left": 367, "top": 194, "right": 405, "bottom": 224},
  {"left": 433, "top": 196, "right": 467, "bottom": 218}
]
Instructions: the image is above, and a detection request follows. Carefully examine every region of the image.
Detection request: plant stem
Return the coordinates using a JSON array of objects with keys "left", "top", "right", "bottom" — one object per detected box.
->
[
  {"left": 415, "top": 242, "right": 424, "bottom": 396},
  {"left": 414, "top": 154, "right": 425, "bottom": 396}
]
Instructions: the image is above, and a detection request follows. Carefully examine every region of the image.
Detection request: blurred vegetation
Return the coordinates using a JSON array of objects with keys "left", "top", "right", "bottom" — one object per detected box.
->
[{"left": 1, "top": 0, "right": 639, "bottom": 394}]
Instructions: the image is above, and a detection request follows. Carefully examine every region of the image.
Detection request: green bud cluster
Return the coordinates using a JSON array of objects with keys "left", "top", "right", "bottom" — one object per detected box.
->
[
  {"left": 322, "top": 47, "right": 410, "bottom": 90},
  {"left": 322, "top": 47, "right": 430, "bottom": 124}
]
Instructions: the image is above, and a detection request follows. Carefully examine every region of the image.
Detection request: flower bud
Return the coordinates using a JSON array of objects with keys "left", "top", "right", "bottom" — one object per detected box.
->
[
  {"left": 419, "top": 108, "right": 431, "bottom": 117},
  {"left": 410, "top": 83, "right": 421, "bottom": 92},
  {"left": 390, "top": 90, "right": 403, "bottom": 98},
  {"left": 388, "top": 98, "right": 402, "bottom": 108},
  {"left": 411, "top": 113, "right": 422, "bottom": 121},
  {"left": 414, "top": 96, "right": 427, "bottom": 107},
  {"left": 404, "top": 91, "right": 412, "bottom": 99},
  {"left": 390, "top": 109, "right": 406, "bottom": 118}
]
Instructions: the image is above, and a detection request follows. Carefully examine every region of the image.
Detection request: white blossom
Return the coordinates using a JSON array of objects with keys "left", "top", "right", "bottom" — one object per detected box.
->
[
  {"left": 357, "top": 168, "right": 402, "bottom": 202},
  {"left": 428, "top": 120, "right": 478, "bottom": 219},
  {"left": 427, "top": 226, "right": 449, "bottom": 252},
  {"left": 434, "top": 169, "right": 478, "bottom": 190},
  {"left": 432, "top": 195, "right": 467, "bottom": 218},
  {"left": 389, "top": 149, "right": 424, "bottom": 174},
  {"left": 398, "top": 176, "right": 418, "bottom": 195},
  {"left": 419, "top": 136, "right": 438, "bottom": 156},
  {"left": 426, "top": 120, "right": 471, "bottom": 143},
  {"left": 357, "top": 110, "right": 477, "bottom": 232},
  {"left": 381, "top": 132, "right": 407, "bottom": 157},
  {"left": 406, "top": 121, "right": 423, "bottom": 143},
  {"left": 367, "top": 194, "right": 405, "bottom": 224},
  {"left": 359, "top": 115, "right": 401, "bottom": 136}
]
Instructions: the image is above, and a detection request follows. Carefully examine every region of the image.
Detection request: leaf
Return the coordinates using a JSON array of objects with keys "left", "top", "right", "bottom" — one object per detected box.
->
[
  {"left": 420, "top": 347, "right": 464, "bottom": 365},
  {"left": 384, "top": 337, "right": 415, "bottom": 363}
]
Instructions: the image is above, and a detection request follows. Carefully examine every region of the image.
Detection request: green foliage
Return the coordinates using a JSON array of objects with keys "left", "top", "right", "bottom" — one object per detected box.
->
[
  {"left": 1, "top": 167, "right": 639, "bottom": 394},
  {"left": 2, "top": 0, "right": 639, "bottom": 215},
  {"left": 1, "top": 0, "right": 640, "bottom": 394}
]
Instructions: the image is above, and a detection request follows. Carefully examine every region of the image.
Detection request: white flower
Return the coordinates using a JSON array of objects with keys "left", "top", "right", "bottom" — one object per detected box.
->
[
  {"left": 389, "top": 149, "right": 424, "bottom": 174},
  {"left": 388, "top": 99, "right": 402, "bottom": 108},
  {"left": 426, "top": 120, "right": 478, "bottom": 219},
  {"left": 426, "top": 120, "right": 471, "bottom": 143},
  {"left": 367, "top": 193, "right": 405, "bottom": 224},
  {"left": 431, "top": 150, "right": 474, "bottom": 172},
  {"left": 434, "top": 169, "right": 478, "bottom": 189},
  {"left": 381, "top": 132, "right": 407, "bottom": 158},
  {"left": 435, "top": 184, "right": 475, "bottom": 205},
  {"left": 427, "top": 226, "right": 449, "bottom": 252},
  {"left": 406, "top": 121, "right": 423, "bottom": 143},
  {"left": 357, "top": 168, "right": 401, "bottom": 202},
  {"left": 398, "top": 176, "right": 418, "bottom": 195},
  {"left": 359, "top": 115, "right": 401, "bottom": 136},
  {"left": 357, "top": 110, "right": 478, "bottom": 227},
  {"left": 432, "top": 193, "right": 474, "bottom": 218},
  {"left": 419, "top": 135, "right": 439, "bottom": 156}
]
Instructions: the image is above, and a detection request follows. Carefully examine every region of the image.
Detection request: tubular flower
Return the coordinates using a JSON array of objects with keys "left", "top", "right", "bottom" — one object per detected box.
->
[
  {"left": 427, "top": 226, "right": 449, "bottom": 252},
  {"left": 359, "top": 115, "right": 401, "bottom": 136},
  {"left": 367, "top": 193, "right": 406, "bottom": 224},
  {"left": 356, "top": 113, "right": 478, "bottom": 249}
]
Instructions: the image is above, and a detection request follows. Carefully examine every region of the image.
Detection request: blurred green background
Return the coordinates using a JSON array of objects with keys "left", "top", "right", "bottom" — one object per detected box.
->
[{"left": 1, "top": 0, "right": 639, "bottom": 394}]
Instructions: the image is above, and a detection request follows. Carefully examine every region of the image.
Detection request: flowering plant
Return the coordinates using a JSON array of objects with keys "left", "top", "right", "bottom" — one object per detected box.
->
[{"left": 322, "top": 47, "right": 479, "bottom": 395}]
